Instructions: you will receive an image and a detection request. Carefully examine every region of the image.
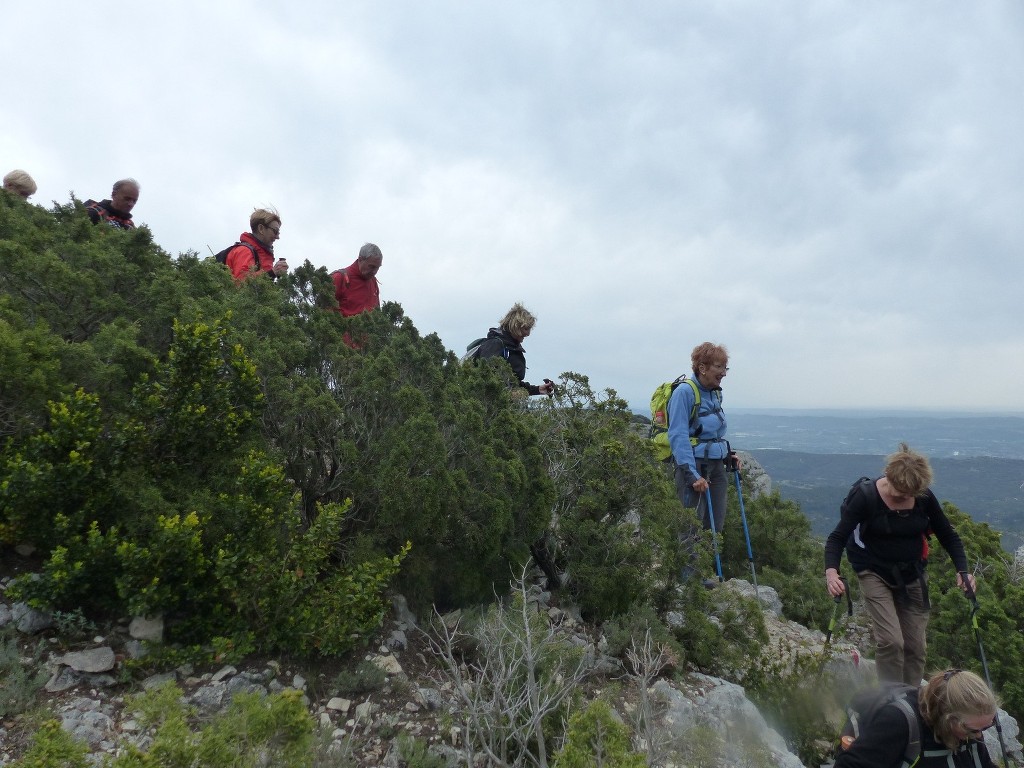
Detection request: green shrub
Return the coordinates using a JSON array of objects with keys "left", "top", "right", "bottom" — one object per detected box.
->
[
  {"left": 0, "top": 630, "right": 49, "bottom": 719},
  {"left": 7, "top": 720, "right": 90, "bottom": 768},
  {"left": 396, "top": 734, "right": 448, "bottom": 768},
  {"left": 529, "top": 373, "right": 681, "bottom": 622},
  {"left": 332, "top": 660, "right": 388, "bottom": 697},
  {"left": 4, "top": 317, "right": 404, "bottom": 656},
  {"left": 103, "top": 681, "right": 314, "bottom": 767},
  {"left": 742, "top": 644, "right": 843, "bottom": 767},
  {"left": 602, "top": 603, "right": 685, "bottom": 670},
  {"left": 553, "top": 699, "right": 646, "bottom": 768}
]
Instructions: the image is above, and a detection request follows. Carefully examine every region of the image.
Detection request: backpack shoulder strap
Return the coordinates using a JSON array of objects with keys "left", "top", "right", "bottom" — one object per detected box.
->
[
  {"left": 889, "top": 691, "right": 921, "bottom": 768},
  {"left": 237, "top": 242, "right": 260, "bottom": 272},
  {"left": 683, "top": 377, "right": 701, "bottom": 423}
]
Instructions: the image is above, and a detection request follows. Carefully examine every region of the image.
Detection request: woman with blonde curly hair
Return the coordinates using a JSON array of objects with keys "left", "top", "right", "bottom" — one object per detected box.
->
[
  {"left": 472, "top": 302, "right": 554, "bottom": 397},
  {"left": 835, "top": 669, "right": 999, "bottom": 767}
]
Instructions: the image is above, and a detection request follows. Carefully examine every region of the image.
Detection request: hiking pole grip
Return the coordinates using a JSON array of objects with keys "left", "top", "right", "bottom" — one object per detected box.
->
[
  {"left": 840, "top": 576, "right": 853, "bottom": 616},
  {"left": 959, "top": 570, "right": 978, "bottom": 603}
]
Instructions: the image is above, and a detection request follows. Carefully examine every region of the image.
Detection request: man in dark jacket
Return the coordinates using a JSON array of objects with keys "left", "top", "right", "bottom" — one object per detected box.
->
[{"left": 85, "top": 178, "right": 140, "bottom": 229}]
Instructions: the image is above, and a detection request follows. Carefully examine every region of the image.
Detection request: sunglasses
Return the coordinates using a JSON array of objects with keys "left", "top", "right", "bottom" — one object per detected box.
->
[{"left": 959, "top": 719, "right": 995, "bottom": 739}]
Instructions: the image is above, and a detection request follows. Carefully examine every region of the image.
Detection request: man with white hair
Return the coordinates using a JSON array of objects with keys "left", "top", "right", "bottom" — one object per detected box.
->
[{"left": 3, "top": 169, "right": 37, "bottom": 200}]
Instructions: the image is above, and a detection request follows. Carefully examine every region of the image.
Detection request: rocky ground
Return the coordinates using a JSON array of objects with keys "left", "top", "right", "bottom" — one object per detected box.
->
[
  {"left": 0, "top": 553, "right": 652, "bottom": 766},
  {"left": 3, "top": 551, "right": 1021, "bottom": 768}
]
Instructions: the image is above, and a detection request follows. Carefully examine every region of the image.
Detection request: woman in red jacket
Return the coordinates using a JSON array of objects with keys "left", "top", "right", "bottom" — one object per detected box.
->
[{"left": 226, "top": 208, "right": 288, "bottom": 280}]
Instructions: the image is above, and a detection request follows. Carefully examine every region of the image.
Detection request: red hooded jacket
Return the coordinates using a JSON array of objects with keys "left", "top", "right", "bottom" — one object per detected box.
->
[{"left": 226, "top": 232, "right": 276, "bottom": 280}]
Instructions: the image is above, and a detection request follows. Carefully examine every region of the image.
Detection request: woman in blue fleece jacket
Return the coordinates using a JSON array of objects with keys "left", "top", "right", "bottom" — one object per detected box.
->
[{"left": 667, "top": 341, "right": 736, "bottom": 534}]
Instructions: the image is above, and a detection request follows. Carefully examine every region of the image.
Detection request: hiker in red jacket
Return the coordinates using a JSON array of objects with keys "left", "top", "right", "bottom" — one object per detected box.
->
[
  {"left": 332, "top": 243, "right": 382, "bottom": 316},
  {"left": 226, "top": 208, "right": 289, "bottom": 281}
]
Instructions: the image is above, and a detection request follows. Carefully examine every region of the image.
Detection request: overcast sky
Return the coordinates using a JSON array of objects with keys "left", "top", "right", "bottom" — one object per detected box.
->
[{"left": 5, "top": 2, "right": 1024, "bottom": 412}]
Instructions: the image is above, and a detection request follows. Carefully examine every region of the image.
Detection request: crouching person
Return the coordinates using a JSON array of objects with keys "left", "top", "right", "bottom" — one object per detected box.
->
[{"left": 835, "top": 669, "right": 999, "bottom": 768}]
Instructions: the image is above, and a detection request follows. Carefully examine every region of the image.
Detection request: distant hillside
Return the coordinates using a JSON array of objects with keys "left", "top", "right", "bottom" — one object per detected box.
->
[
  {"left": 749, "top": 450, "right": 1024, "bottom": 552},
  {"left": 733, "top": 411, "right": 1024, "bottom": 460}
]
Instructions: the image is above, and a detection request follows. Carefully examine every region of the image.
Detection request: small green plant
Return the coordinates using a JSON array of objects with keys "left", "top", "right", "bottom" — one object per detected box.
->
[
  {"left": 396, "top": 733, "right": 449, "bottom": 767},
  {"left": 50, "top": 608, "right": 97, "bottom": 639},
  {"left": 0, "top": 629, "right": 49, "bottom": 719},
  {"left": 742, "top": 643, "right": 844, "bottom": 767},
  {"left": 552, "top": 699, "right": 646, "bottom": 768},
  {"left": 602, "top": 602, "right": 684, "bottom": 667},
  {"left": 106, "top": 680, "right": 314, "bottom": 767},
  {"left": 331, "top": 659, "right": 388, "bottom": 697},
  {"left": 8, "top": 719, "right": 90, "bottom": 768},
  {"left": 680, "top": 723, "right": 724, "bottom": 768}
]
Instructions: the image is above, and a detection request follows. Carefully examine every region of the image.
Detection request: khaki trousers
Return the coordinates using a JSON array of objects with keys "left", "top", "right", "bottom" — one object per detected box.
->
[{"left": 858, "top": 571, "right": 930, "bottom": 685}]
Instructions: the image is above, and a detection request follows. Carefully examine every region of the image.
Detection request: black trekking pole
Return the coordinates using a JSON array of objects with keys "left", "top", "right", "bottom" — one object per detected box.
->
[
  {"left": 824, "top": 576, "right": 851, "bottom": 650},
  {"left": 961, "top": 573, "right": 1014, "bottom": 767},
  {"left": 731, "top": 467, "right": 758, "bottom": 593},
  {"left": 705, "top": 487, "right": 724, "bottom": 582}
]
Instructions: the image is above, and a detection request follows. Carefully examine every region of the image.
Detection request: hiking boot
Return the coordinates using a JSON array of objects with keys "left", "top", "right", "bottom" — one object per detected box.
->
[{"left": 702, "top": 578, "right": 720, "bottom": 590}]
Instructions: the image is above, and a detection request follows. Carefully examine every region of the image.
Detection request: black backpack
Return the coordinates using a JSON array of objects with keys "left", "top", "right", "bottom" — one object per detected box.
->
[
  {"left": 213, "top": 242, "right": 259, "bottom": 272},
  {"left": 462, "top": 336, "right": 508, "bottom": 364},
  {"left": 837, "top": 684, "right": 921, "bottom": 768}
]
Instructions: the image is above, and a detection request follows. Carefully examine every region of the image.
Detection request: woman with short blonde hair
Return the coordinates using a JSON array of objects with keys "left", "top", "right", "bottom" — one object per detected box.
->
[{"left": 825, "top": 444, "right": 975, "bottom": 685}]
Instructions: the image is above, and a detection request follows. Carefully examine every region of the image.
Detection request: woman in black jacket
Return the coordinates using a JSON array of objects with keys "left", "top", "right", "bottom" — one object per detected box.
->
[
  {"left": 835, "top": 669, "right": 998, "bottom": 768},
  {"left": 475, "top": 303, "right": 554, "bottom": 397},
  {"left": 824, "top": 443, "right": 975, "bottom": 684}
]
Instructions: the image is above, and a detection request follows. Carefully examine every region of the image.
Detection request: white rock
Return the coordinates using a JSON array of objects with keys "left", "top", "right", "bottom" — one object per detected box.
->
[
  {"left": 60, "top": 647, "right": 116, "bottom": 673},
  {"left": 327, "top": 697, "right": 351, "bottom": 713},
  {"left": 370, "top": 654, "right": 404, "bottom": 676},
  {"left": 210, "top": 665, "right": 236, "bottom": 683},
  {"left": 128, "top": 615, "right": 164, "bottom": 643}
]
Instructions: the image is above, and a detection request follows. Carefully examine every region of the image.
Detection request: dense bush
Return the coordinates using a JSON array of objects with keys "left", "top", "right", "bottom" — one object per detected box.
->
[
  {"left": 553, "top": 699, "right": 647, "bottom": 768},
  {"left": 925, "top": 503, "right": 1024, "bottom": 718},
  {"left": 721, "top": 479, "right": 838, "bottom": 630},
  {"left": 529, "top": 373, "right": 683, "bottom": 622},
  {"left": 0, "top": 195, "right": 553, "bottom": 648}
]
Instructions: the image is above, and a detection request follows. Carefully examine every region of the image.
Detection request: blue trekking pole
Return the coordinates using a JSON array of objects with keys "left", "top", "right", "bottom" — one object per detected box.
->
[
  {"left": 961, "top": 573, "right": 1013, "bottom": 767},
  {"left": 731, "top": 468, "right": 758, "bottom": 592},
  {"left": 705, "top": 488, "right": 724, "bottom": 582}
]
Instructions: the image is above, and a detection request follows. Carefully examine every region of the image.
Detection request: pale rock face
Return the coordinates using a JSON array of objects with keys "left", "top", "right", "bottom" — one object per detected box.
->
[
  {"left": 129, "top": 615, "right": 164, "bottom": 643},
  {"left": 59, "top": 647, "right": 116, "bottom": 673}
]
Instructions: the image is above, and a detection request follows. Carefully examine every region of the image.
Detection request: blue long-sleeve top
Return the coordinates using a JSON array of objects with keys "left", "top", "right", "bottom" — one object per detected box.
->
[{"left": 667, "top": 376, "right": 728, "bottom": 484}]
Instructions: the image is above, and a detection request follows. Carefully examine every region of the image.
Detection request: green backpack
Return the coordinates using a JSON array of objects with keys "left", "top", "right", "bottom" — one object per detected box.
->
[{"left": 648, "top": 375, "right": 702, "bottom": 462}]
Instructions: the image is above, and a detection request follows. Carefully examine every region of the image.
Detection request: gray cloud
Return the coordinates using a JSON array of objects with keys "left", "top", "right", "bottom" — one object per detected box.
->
[{"left": 5, "top": 1, "right": 1023, "bottom": 411}]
